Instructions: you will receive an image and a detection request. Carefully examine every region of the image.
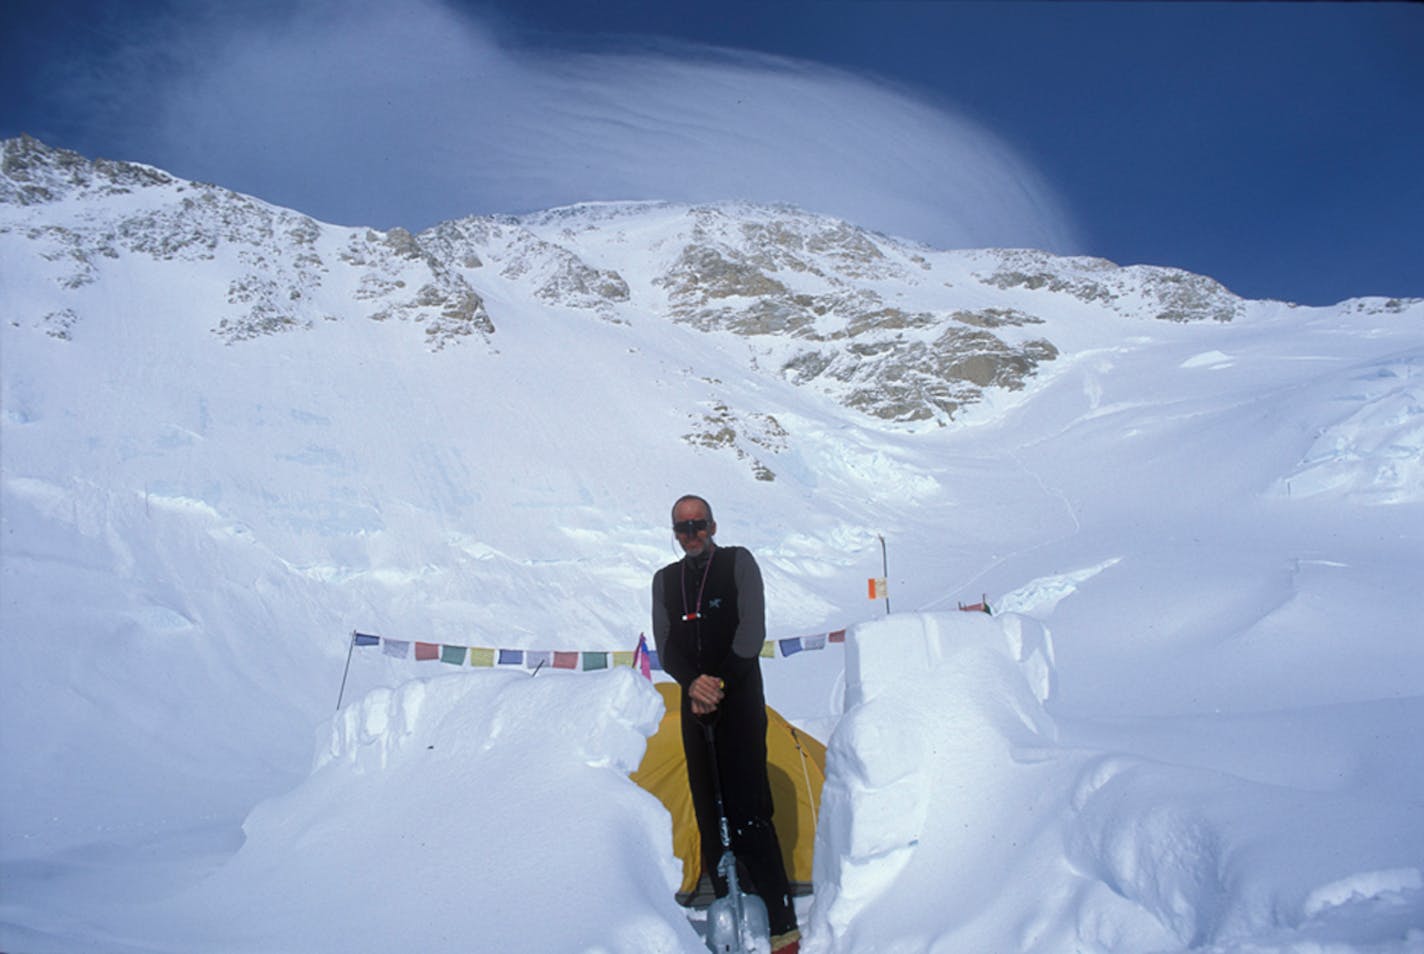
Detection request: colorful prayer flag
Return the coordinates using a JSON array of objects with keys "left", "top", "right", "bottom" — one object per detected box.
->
[
  {"left": 350, "top": 620, "right": 857, "bottom": 676},
  {"left": 632, "top": 634, "right": 652, "bottom": 680},
  {"left": 958, "top": 594, "right": 992, "bottom": 614},
  {"left": 868, "top": 578, "right": 887, "bottom": 600}
]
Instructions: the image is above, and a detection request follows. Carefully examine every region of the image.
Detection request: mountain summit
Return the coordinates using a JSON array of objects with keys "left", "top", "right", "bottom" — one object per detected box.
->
[{"left": 5, "top": 134, "right": 1266, "bottom": 428}]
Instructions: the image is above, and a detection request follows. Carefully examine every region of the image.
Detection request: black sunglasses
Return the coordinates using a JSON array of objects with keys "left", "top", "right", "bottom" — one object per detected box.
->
[{"left": 672, "top": 518, "right": 710, "bottom": 535}]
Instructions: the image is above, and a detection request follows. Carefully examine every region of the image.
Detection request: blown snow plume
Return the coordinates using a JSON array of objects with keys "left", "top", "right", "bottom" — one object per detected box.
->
[{"left": 37, "top": 0, "right": 1079, "bottom": 252}]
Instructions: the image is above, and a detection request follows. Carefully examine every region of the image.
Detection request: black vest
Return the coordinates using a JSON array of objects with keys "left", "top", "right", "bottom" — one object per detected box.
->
[{"left": 661, "top": 545, "right": 745, "bottom": 681}]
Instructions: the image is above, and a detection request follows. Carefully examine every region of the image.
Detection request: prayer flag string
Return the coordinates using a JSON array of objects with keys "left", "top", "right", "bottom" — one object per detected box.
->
[{"left": 349, "top": 626, "right": 854, "bottom": 671}]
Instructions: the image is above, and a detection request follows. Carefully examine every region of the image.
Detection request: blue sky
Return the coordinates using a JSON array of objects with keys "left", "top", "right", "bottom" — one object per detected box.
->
[{"left": 4, "top": 0, "right": 1420, "bottom": 306}]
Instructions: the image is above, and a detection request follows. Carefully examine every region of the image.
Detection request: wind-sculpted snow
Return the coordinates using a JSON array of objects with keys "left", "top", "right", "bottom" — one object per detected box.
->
[
  {"left": 1067, "top": 752, "right": 1424, "bottom": 954},
  {"left": 1273, "top": 350, "right": 1424, "bottom": 505}
]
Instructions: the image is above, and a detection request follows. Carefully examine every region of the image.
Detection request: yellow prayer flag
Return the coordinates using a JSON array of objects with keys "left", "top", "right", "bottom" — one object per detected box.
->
[
  {"left": 613, "top": 651, "right": 635, "bottom": 668},
  {"left": 760, "top": 640, "right": 775, "bottom": 658},
  {"left": 469, "top": 647, "right": 495, "bottom": 667}
]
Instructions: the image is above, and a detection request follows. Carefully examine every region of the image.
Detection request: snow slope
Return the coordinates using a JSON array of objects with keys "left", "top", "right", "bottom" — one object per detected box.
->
[{"left": 2, "top": 140, "right": 1422, "bottom": 952}]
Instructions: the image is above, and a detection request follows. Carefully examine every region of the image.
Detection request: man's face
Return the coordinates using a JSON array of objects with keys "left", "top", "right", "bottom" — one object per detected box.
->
[{"left": 672, "top": 499, "right": 715, "bottom": 558}]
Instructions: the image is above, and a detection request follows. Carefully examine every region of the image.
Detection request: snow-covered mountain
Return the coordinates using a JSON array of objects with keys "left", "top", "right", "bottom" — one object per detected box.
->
[
  {"left": 2, "top": 136, "right": 1421, "bottom": 953},
  {"left": 3, "top": 133, "right": 1261, "bottom": 425}
]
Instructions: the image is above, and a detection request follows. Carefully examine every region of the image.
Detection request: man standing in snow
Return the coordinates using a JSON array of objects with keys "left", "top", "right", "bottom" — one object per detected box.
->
[{"left": 652, "top": 494, "right": 799, "bottom": 954}]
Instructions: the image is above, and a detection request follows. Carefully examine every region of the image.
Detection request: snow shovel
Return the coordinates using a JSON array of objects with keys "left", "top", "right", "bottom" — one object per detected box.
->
[{"left": 701, "top": 719, "right": 771, "bottom": 954}]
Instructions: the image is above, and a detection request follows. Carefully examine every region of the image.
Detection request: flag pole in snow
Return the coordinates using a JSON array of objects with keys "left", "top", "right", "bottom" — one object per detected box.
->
[
  {"left": 336, "top": 630, "right": 358, "bottom": 710},
  {"left": 879, "top": 534, "right": 891, "bottom": 615}
]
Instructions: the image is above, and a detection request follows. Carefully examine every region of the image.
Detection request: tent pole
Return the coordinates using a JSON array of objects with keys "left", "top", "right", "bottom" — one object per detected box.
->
[{"left": 790, "top": 727, "right": 818, "bottom": 822}]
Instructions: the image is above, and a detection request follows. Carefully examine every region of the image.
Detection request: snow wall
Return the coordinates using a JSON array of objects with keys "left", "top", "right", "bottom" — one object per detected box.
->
[
  {"left": 127, "top": 668, "right": 703, "bottom": 954},
  {"left": 115, "top": 610, "right": 1422, "bottom": 954},
  {"left": 808, "top": 610, "right": 1063, "bottom": 953},
  {"left": 809, "top": 612, "right": 1424, "bottom": 954}
]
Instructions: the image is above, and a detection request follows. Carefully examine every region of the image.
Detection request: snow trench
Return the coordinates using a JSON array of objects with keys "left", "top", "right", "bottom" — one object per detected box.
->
[{"left": 115, "top": 612, "right": 1422, "bottom": 954}]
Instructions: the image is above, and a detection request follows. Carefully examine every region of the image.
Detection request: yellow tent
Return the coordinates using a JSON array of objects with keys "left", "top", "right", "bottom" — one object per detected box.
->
[{"left": 632, "top": 681, "right": 827, "bottom": 904}]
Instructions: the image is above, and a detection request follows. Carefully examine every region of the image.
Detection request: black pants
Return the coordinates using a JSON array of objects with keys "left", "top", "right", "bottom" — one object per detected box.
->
[{"left": 682, "top": 694, "right": 797, "bottom": 937}]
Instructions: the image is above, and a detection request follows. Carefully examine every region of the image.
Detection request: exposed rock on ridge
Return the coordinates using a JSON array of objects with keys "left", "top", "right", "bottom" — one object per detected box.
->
[
  {"left": 4, "top": 136, "right": 1281, "bottom": 430},
  {"left": 979, "top": 248, "right": 1244, "bottom": 324},
  {"left": 1, "top": 137, "right": 493, "bottom": 348}
]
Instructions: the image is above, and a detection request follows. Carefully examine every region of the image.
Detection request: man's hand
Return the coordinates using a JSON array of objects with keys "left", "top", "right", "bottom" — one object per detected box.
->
[{"left": 689, "top": 674, "right": 724, "bottom": 716}]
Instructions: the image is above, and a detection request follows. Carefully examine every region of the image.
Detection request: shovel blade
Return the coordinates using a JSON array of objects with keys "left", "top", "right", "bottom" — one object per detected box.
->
[{"left": 706, "top": 892, "right": 770, "bottom": 954}]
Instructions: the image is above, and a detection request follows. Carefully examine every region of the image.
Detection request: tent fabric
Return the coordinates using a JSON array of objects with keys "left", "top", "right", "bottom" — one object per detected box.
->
[{"left": 631, "top": 682, "right": 826, "bottom": 905}]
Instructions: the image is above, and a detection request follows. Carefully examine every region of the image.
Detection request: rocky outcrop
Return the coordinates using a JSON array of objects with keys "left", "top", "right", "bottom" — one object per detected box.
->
[
  {"left": 1, "top": 136, "right": 492, "bottom": 349},
  {"left": 978, "top": 248, "right": 1244, "bottom": 323},
  {"left": 5, "top": 136, "right": 1293, "bottom": 427}
]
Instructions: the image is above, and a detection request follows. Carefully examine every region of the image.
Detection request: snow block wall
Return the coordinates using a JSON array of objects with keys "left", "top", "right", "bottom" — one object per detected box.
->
[
  {"left": 808, "top": 611, "right": 1058, "bottom": 953},
  {"left": 807, "top": 612, "right": 1424, "bottom": 954},
  {"left": 129, "top": 668, "right": 706, "bottom": 954}
]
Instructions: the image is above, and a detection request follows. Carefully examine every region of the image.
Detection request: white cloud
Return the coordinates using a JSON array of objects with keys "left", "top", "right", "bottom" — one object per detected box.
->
[{"left": 86, "top": 0, "right": 1080, "bottom": 251}]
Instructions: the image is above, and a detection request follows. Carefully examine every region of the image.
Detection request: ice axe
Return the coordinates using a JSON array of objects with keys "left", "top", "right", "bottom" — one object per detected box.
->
[{"left": 700, "top": 717, "right": 771, "bottom": 954}]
